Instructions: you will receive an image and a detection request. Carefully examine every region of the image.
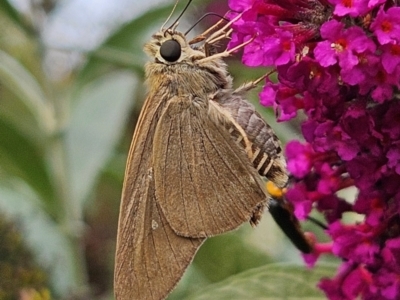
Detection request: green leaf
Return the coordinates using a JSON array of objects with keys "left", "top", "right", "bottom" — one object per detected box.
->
[
  {"left": 0, "top": 0, "right": 34, "bottom": 35},
  {"left": 0, "top": 180, "right": 78, "bottom": 298},
  {"left": 168, "top": 264, "right": 211, "bottom": 300},
  {"left": 66, "top": 71, "right": 137, "bottom": 208},
  {"left": 186, "top": 263, "right": 336, "bottom": 299},
  {"left": 193, "top": 230, "right": 272, "bottom": 283},
  {"left": 90, "top": 46, "right": 144, "bottom": 74},
  {"left": 0, "top": 50, "right": 54, "bottom": 135},
  {"left": 0, "top": 118, "right": 55, "bottom": 214}
]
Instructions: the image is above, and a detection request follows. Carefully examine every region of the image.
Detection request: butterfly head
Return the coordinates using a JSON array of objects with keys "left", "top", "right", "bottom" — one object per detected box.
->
[{"left": 144, "top": 27, "right": 206, "bottom": 66}]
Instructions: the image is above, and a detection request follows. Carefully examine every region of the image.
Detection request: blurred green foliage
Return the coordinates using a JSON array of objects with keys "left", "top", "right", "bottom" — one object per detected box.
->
[
  {"left": 0, "top": 0, "right": 335, "bottom": 299},
  {"left": 0, "top": 216, "right": 50, "bottom": 300}
]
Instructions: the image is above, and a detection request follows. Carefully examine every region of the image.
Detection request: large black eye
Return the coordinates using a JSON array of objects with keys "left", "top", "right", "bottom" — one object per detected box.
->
[{"left": 160, "top": 39, "right": 181, "bottom": 62}]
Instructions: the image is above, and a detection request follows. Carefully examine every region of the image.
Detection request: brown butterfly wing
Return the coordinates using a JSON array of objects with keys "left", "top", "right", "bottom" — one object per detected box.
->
[
  {"left": 153, "top": 96, "right": 268, "bottom": 238},
  {"left": 114, "top": 95, "right": 204, "bottom": 300}
]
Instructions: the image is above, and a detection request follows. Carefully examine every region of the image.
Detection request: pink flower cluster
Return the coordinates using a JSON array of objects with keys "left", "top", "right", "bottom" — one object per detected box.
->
[{"left": 228, "top": 0, "right": 400, "bottom": 299}]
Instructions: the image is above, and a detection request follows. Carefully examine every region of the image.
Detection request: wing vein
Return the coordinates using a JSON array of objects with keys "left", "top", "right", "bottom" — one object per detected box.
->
[
  {"left": 204, "top": 123, "right": 252, "bottom": 193},
  {"left": 149, "top": 225, "right": 164, "bottom": 298},
  {"left": 198, "top": 126, "right": 220, "bottom": 229},
  {"left": 179, "top": 115, "right": 195, "bottom": 232},
  {"left": 203, "top": 130, "right": 244, "bottom": 223}
]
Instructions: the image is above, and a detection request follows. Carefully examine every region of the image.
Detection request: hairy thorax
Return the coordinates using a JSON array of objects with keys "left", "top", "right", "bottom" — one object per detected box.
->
[{"left": 145, "top": 63, "right": 225, "bottom": 99}]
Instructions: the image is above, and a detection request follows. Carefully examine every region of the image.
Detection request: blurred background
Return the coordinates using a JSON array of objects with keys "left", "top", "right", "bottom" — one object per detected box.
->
[{"left": 0, "top": 0, "right": 336, "bottom": 299}]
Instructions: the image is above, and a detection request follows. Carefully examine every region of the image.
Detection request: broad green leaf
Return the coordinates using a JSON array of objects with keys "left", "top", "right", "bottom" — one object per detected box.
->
[
  {"left": 168, "top": 264, "right": 211, "bottom": 300},
  {"left": 0, "top": 118, "right": 55, "bottom": 214},
  {"left": 187, "top": 263, "right": 336, "bottom": 299},
  {"left": 66, "top": 71, "right": 137, "bottom": 209},
  {"left": 0, "top": 50, "right": 54, "bottom": 135},
  {"left": 169, "top": 228, "right": 274, "bottom": 300},
  {"left": 193, "top": 230, "right": 272, "bottom": 283},
  {"left": 0, "top": 0, "right": 34, "bottom": 35},
  {"left": 90, "top": 46, "right": 144, "bottom": 74},
  {"left": 0, "top": 180, "right": 78, "bottom": 298}
]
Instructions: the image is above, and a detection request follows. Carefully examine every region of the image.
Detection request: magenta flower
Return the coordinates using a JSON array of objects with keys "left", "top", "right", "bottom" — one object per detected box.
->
[
  {"left": 318, "top": 262, "right": 372, "bottom": 299},
  {"left": 370, "top": 7, "right": 400, "bottom": 45},
  {"left": 285, "top": 141, "right": 313, "bottom": 178},
  {"left": 314, "top": 20, "right": 378, "bottom": 89},
  {"left": 285, "top": 182, "right": 314, "bottom": 219},
  {"left": 328, "top": 0, "right": 369, "bottom": 17},
  {"left": 259, "top": 82, "right": 302, "bottom": 121},
  {"left": 302, "top": 233, "right": 333, "bottom": 268},
  {"left": 229, "top": 0, "right": 400, "bottom": 299},
  {"left": 381, "top": 43, "right": 400, "bottom": 74}
]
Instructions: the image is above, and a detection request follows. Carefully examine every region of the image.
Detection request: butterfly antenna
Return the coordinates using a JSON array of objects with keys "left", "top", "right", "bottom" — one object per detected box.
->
[
  {"left": 166, "top": 0, "right": 193, "bottom": 30},
  {"left": 184, "top": 12, "right": 228, "bottom": 35},
  {"left": 161, "top": 0, "right": 180, "bottom": 30}
]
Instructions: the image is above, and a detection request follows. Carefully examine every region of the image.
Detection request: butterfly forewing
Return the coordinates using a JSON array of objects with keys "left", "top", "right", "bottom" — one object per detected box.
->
[
  {"left": 153, "top": 95, "right": 267, "bottom": 238},
  {"left": 115, "top": 175, "right": 203, "bottom": 299},
  {"left": 114, "top": 95, "right": 204, "bottom": 300}
]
